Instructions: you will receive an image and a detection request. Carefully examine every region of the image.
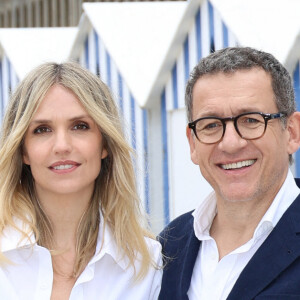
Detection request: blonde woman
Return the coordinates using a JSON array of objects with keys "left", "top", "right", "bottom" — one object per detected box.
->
[{"left": 0, "top": 62, "right": 162, "bottom": 299}]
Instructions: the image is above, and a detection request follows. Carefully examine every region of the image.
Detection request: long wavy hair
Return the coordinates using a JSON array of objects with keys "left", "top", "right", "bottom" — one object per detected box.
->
[{"left": 0, "top": 62, "right": 155, "bottom": 279}]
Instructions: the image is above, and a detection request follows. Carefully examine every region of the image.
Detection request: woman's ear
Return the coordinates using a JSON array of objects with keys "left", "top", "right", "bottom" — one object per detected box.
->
[
  {"left": 101, "top": 148, "right": 108, "bottom": 160},
  {"left": 286, "top": 112, "right": 300, "bottom": 155},
  {"left": 22, "top": 147, "right": 30, "bottom": 165}
]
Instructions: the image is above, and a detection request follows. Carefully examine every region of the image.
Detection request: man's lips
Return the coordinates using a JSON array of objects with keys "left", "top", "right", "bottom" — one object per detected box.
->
[
  {"left": 49, "top": 160, "right": 80, "bottom": 170},
  {"left": 220, "top": 159, "right": 256, "bottom": 170}
]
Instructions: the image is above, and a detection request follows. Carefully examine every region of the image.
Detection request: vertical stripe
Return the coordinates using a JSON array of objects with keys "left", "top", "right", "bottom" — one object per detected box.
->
[
  {"left": 293, "top": 62, "right": 300, "bottom": 176},
  {"left": 196, "top": 8, "right": 202, "bottom": 61},
  {"left": 94, "top": 31, "right": 100, "bottom": 76},
  {"left": 143, "top": 109, "right": 150, "bottom": 214},
  {"left": 172, "top": 64, "right": 178, "bottom": 109},
  {"left": 201, "top": 0, "right": 210, "bottom": 57},
  {"left": 161, "top": 89, "right": 169, "bottom": 225},
  {"left": 99, "top": 37, "right": 107, "bottom": 83},
  {"left": 7, "top": 59, "right": 11, "bottom": 96},
  {"left": 165, "top": 74, "right": 173, "bottom": 111},
  {"left": 135, "top": 106, "right": 145, "bottom": 207},
  {"left": 88, "top": 30, "right": 96, "bottom": 74},
  {"left": 10, "top": 67, "right": 18, "bottom": 93},
  {"left": 184, "top": 37, "right": 190, "bottom": 82},
  {"left": 188, "top": 19, "right": 197, "bottom": 72},
  {"left": 84, "top": 37, "right": 89, "bottom": 69},
  {"left": 122, "top": 82, "right": 131, "bottom": 144},
  {"left": 118, "top": 73, "right": 124, "bottom": 113},
  {"left": 130, "top": 94, "right": 136, "bottom": 150},
  {"left": 222, "top": 22, "right": 229, "bottom": 48},
  {"left": 110, "top": 59, "right": 119, "bottom": 107},
  {"left": 208, "top": 1, "right": 215, "bottom": 53},
  {"left": 2, "top": 57, "right": 9, "bottom": 112},
  {"left": 177, "top": 50, "right": 185, "bottom": 109},
  {"left": 294, "top": 62, "right": 300, "bottom": 110},
  {"left": 106, "top": 52, "right": 111, "bottom": 88},
  {"left": 213, "top": 8, "right": 223, "bottom": 51}
]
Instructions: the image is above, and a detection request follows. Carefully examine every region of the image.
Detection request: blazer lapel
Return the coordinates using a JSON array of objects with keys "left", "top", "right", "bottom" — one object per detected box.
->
[
  {"left": 179, "top": 229, "right": 201, "bottom": 299},
  {"left": 227, "top": 194, "right": 300, "bottom": 300}
]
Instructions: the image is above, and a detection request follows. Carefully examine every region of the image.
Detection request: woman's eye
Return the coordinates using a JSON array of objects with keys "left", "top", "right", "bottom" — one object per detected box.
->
[
  {"left": 33, "top": 127, "right": 51, "bottom": 134},
  {"left": 73, "top": 123, "right": 89, "bottom": 130}
]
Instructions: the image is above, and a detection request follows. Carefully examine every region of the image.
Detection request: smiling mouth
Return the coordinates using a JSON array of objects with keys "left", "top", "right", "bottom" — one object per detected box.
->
[
  {"left": 220, "top": 159, "right": 256, "bottom": 170},
  {"left": 52, "top": 164, "right": 76, "bottom": 170}
]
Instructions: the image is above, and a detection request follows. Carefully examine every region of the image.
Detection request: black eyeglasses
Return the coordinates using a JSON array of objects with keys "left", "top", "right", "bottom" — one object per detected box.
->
[{"left": 188, "top": 112, "right": 287, "bottom": 144}]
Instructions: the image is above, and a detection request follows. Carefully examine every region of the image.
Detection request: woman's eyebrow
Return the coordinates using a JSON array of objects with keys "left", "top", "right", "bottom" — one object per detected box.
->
[{"left": 29, "top": 115, "right": 92, "bottom": 125}]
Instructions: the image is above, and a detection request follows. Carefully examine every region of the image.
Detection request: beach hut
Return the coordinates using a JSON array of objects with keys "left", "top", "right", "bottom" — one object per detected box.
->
[{"left": 0, "top": 27, "right": 77, "bottom": 120}]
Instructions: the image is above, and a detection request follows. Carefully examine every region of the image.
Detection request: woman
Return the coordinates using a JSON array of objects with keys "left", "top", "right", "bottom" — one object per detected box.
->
[{"left": 0, "top": 62, "right": 162, "bottom": 299}]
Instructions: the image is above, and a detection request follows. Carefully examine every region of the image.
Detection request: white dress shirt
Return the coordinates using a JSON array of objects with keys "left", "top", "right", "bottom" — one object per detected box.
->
[
  {"left": 0, "top": 217, "right": 162, "bottom": 300},
  {"left": 188, "top": 169, "right": 300, "bottom": 300}
]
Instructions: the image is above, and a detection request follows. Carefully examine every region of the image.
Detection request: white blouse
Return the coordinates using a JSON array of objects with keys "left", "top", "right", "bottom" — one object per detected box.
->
[{"left": 0, "top": 220, "right": 162, "bottom": 300}]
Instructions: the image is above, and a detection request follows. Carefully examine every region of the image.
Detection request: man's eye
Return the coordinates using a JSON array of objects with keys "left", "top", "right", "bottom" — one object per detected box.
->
[
  {"left": 73, "top": 123, "right": 89, "bottom": 130},
  {"left": 33, "top": 127, "right": 51, "bottom": 134},
  {"left": 200, "top": 122, "right": 222, "bottom": 131},
  {"left": 245, "top": 118, "right": 260, "bottom": 123},
  {"left": 205, "top": 122, "right": 220, "bottom": 129}
]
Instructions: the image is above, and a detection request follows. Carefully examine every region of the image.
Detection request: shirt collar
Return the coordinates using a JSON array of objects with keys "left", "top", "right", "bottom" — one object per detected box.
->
[
  {"left": 253, "top": 169, "right": 300, "bottom": 239},
  {"left": 193, "top": 169, "right": 300, "bottom": 241},
  {"left": 192, "top": 191, "right": 217, "bottom": 241},
  {"left": 0, "top": 213, "right": 130, "bottom": 271},
  {"left": 87, "top": 213, "right": 130, "bottom": 270}
]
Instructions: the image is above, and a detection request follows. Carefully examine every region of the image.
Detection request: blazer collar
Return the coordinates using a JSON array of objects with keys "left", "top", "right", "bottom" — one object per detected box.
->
[
  {"left": 227, "top": 192, "right": 300, "bottom": 300},
  {"left": 180, "top": 227, "right": 201, "bottom": 298}
]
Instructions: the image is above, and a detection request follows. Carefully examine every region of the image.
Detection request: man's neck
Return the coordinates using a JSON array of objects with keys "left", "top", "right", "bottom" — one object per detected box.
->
[{"left": 210, "top": 197, "right": 274, "bottom": 260}]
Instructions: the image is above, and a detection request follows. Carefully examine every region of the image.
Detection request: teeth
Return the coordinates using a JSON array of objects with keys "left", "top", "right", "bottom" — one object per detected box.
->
[
  {"left": 53, "top": 164, "right": 74, "bottom": 170},
  {"left": 221, "top": 159, "right": 255, "bottom": 170}
]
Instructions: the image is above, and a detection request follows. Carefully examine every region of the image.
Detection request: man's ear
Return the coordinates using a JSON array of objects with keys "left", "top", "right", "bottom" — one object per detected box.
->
[
  {"left": 286, "top": 112, "right": 300, "bottom": 155},
  {"left": 186, "top": 125, "right": 198, "bottom": 165}
]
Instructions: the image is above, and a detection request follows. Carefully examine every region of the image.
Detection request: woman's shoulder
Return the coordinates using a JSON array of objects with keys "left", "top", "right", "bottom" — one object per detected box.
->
[
  {"left": 0, "top": 221, "right": 35, "bottom": 253},
  {"left": 144, "top": 236, "right": 162, "bottom": 251},
  {"left": 144, "top": 236, "right": 162, "bottom": 266}
]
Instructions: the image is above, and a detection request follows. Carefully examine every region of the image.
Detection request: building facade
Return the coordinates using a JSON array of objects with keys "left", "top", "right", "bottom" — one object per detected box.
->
[{"left": 0, "top": 0, "right": 182, "bottom": 28}]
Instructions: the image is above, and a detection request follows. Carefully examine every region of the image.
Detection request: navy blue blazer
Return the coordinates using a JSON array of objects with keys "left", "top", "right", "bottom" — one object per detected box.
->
[{"left": 158, "top": 179, "right": 300, "bottom": 299}]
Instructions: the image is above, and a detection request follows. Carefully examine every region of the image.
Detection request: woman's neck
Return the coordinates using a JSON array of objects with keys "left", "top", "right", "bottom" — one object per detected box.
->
[{"left": 36, "top": 190, "right": 91, "bottom": 249}]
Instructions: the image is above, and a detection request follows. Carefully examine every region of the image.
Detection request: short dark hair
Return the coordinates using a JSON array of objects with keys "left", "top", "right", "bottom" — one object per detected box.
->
[{"left": 185, "top": 47, "right": 295, "bottom": 123}]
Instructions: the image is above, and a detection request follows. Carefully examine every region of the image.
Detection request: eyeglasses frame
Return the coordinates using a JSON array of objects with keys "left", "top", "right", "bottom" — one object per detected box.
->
[{"left": 188, "top": 112, "right": 287, "bottom": 144}]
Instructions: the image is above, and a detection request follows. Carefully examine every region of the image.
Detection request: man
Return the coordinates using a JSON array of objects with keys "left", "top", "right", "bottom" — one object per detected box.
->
[{"left": 158, "top": 47, "right": 300, "bottom": 299}]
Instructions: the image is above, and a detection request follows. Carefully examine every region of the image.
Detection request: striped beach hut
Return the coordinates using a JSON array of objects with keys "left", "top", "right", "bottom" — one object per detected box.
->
[
  {"left": 159, "top": 0, "right": 300, "bottom": 225},
  {"left": 69, "top": 0, "right": 300, "bottom": 230},
  {"left": 69, "top": 1, "right": 187, "bottom": 232},
  {"left": 0, "top": 27, "right": 77, "bottom": 122},
  {"left": 211, "top": 0, "right": 300, "bottom": 183},
  {"left": 155, "top": 0, "right": 240, "bottom": 225},
  {"left": 2, "top": 0, "right": 300, "bottom": 231}
]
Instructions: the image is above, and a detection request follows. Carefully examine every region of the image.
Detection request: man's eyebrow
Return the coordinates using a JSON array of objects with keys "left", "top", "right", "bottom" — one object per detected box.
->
[{"left": 198, "top": 107, "right": 261, "bottom": 117}]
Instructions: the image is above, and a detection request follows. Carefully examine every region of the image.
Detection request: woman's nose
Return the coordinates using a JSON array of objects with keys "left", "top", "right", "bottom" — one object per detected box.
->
[{"left": 52, "top": 130, "right": 73, "bottom": 154}]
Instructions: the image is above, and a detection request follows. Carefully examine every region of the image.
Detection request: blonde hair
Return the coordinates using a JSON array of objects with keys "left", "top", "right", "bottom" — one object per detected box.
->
[{"left": 0, "top": 62, "right": 155, "bottom": 279}]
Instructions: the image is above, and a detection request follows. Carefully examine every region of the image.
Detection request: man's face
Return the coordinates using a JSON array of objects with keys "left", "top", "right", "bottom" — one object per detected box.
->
[{"left": 187, "top": 68, "right": 295, "bottom": 205}]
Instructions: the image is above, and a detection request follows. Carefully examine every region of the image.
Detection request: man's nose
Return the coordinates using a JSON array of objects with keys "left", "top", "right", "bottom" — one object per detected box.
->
[{"left": 218, "top": 121, "right": 247, "bottom": 153}]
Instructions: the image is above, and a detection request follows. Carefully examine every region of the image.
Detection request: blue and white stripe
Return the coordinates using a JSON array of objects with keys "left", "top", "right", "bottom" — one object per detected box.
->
[
  {"left": 293, "top": 61, "right": 300, "bottom": 176},
  {"left": 0, "top": 54, "right": 19, "bottom": 123},
  {"left": 79, "top": 29, "right": 150, "bottom": 212},
  {"left": 161, "top": 0, "right": 238, "bottom": 224}
]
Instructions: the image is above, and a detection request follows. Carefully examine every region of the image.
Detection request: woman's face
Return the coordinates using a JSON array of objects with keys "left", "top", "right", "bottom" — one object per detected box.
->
[{"left": 23, "top": 84, "right": 107, "bottom": 200}]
